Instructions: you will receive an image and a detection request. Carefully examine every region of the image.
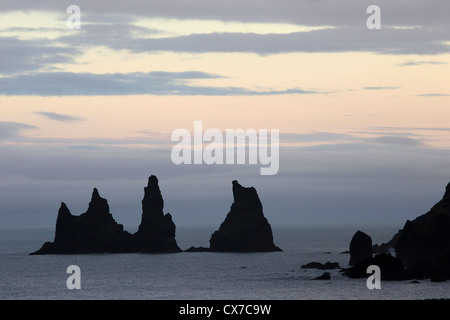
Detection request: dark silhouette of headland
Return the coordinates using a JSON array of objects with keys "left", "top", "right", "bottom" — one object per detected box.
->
[{"left": 344, "top": 181, "right": 450, "bottom": 281}]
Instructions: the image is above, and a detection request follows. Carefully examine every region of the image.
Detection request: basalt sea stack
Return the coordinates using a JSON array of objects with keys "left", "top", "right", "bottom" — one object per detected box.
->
[
  {"left": 30, "top": 188, "right": 133, "bottom": 254},
  {"left": 349, "top": 230, "right": 372, "bottom": 266},
  {"left": 134, "top": 175, "right": 181, "bottom": 253},
  {"left": 30, "top": 175, "right": 180, "bottom": 254},
  {"left": 209, "top": 180, "right": 282, "bottom": 252}
]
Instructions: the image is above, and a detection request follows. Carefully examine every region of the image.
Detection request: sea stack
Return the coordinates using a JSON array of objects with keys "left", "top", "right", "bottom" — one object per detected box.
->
[
  {"left": 134, "top": 175, "right": 181, "bottom": 253},
  {"left": 209, "top": 180, "right": 282, "bottom": 252},
  {"left": 30, "top": 175, "right": 181, "bottom": 255},
  {"left": 30, "top": 188, "right": 132, "bottom": 254},
  {"left": 349, "top": 230, "right": 372, "bottom": 266}
]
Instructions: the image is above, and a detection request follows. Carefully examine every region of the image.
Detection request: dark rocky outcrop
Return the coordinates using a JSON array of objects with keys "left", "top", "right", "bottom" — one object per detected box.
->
[
  {"left": 301, "top": 262, "right": 341, "bottom": 270},
  {"left": 342, "top": 253, "right": 407, "bottom": 280},
  {"left": 372, "top": 230, "right": 401, "bottom": 254},
  {"left": 405, "top": 260, "right": 435, "bottom": 280},
  {"left": 313, "top": 272, "right": 331, "bottom": 280},
  {"left": 395, "top": 182, "right": 450, "bottom": 268},
  {"left": 430, "top": 252, "right": 450, "bottom": 282},
  {"left": 30, "top": 189, "right": 133, "bottom": 254},
  {"left": 369, "top": 181, "right": 450, "bottom": 281},
  {"left": 30, "top": 175, "right": 180, "bottom": 255},
  {"left": 184, "top": 246, "right": 212, "bottom": 252},
  {"left": 134, "top": 175, "right": 181, "bottom": 253},
  {"left": 209, "top": 180, "right": 282, "bottom": 252},
  {"left": 349, "top": 230, "right": 372, "bottom": 266}
]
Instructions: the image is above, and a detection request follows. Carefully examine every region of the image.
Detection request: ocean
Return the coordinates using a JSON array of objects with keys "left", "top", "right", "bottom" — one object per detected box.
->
[{"left": 0, "top": 225, "right": 448, "bottom": 300}]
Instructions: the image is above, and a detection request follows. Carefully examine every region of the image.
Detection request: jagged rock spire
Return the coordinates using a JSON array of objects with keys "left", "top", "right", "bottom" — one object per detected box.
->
[
  {"left": 135, "top": 175, "right": 181, "bottom": 253},
  {"left": 141, "top": 175, "right": 164, "bottom": 220},
  {"left": 209, "top": 180, "right": 281, "bottom": 252},
  {"left": 86, "top": 188, "right": 110, "bottom": 216},
  {"left": 231, "top": 180, "right": 263, "bottom": 212},
  {"left": 56, "top": 202, "right": 71, "bottom": 222}
]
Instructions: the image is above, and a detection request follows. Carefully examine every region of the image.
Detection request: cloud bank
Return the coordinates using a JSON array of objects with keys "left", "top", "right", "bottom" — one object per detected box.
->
[{"left": 0, "top": 71, "right": 319, "bottom": 96}]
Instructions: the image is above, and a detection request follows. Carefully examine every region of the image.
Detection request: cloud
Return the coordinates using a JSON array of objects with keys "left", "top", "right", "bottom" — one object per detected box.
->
[
  {"left": 57, "top": 26, "right": 450, "bottom": 55},
  {"left": 7, "top": 129, "right": 428, "bottom": 150},
  {"left": 364, "top": 135, "right": 425, "bottom": 147},
  {"left": 371, "top": 126, "right": 450, "bottom": 132},
  {"left": 0, "top": 122, "right": 38, "bottom": 140},
  {"left": 13, "top": 136, "right": 171, "bottom": 148},
  {"left": 363, "top": 86, "right": 401, "bottom": 90},
  {"left": 68, "top": 145, "right": 101, "bottom": 150},
  {"left": 143, "top": 71, "right": 223, "bottom": 79},
  {"left": 0, "top": 37, "right": 78, "bottom": 75},
  {"left": 21, "top": 5, "right": 444, "bottom": 57},
  {"left": 35, "top": 112, "right": 83, "bottom": 122},
  {"left": 416, "top": 93, "right": 450, "bottom": 97},
  {"left": 1, "top": 1, "right": 450, "bottom": 28},
  {"left": 396, "top": 60, "right": 447, "bottom": 67},
  {"left": 280, "top": 131, "right": 428, "bottom": 149},
  {"left": 0, "top": 71, "right": 319, "bottom": 96},
  {"left": 281, "top": 132, "right": 356, "bottom": 143},
  {"left": 0, "top": 1, "right": 448, "bottom": 81},
  {"left": 45, "top": 1, "right": 450, "bottom": 56},
  {"left": 55, "top": 22, "right": 162, "bottom": 47}
]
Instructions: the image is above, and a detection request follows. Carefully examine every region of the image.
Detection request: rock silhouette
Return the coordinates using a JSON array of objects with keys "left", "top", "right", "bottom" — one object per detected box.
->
[
  {"left": 301, "top": 262, "right": 341, "bottom": 270},
  {"left": 349, "top": 230, "right": 372, "bottom": 266},
  {"left": 369, "top": 181, "right": 450, "bottom": 280},
  {"left": 184, "top": 246, "right": 211, "bottom": 252},
  {"left": 30, "top": 189, "right": 133, "bottom": 254},
  {"left": 209, "top": 180, "right": 282, "bottom": 252},
  {"left": 395, "top": 182, "right": 450, "bottom": 268},
  {"left": 30, "top": 175, "right": 180, "bottom": 255},
  {"left": 430, "top": 253, "right": 450, "bottom": 282},
  {"left": 342, "top": 253, "right": 407, "bottom": 280},
  {"left": 134, "top": 175, "right": 181, "bottom": 253},
  {"left": 313, "top": 272, "right": 331, "bottom": 280},
  {"left": 372, "top": 230, "right": 401, "bottom": 254}
]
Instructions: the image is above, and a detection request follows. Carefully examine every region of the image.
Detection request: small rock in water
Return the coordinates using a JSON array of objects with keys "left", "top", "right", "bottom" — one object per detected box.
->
[{"left": 313, "top": 272, "right": 331, "bottom": 280}]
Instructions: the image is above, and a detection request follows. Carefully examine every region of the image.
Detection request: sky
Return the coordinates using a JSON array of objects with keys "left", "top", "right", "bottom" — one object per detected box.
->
[{"left": 1, "top": 0, "right": 450, "bottom": 229}]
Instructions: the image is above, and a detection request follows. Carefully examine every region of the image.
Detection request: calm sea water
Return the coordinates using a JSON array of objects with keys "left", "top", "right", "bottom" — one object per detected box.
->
[{"left": 0, "top": 225, "right": 448, "bottom": 300}]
